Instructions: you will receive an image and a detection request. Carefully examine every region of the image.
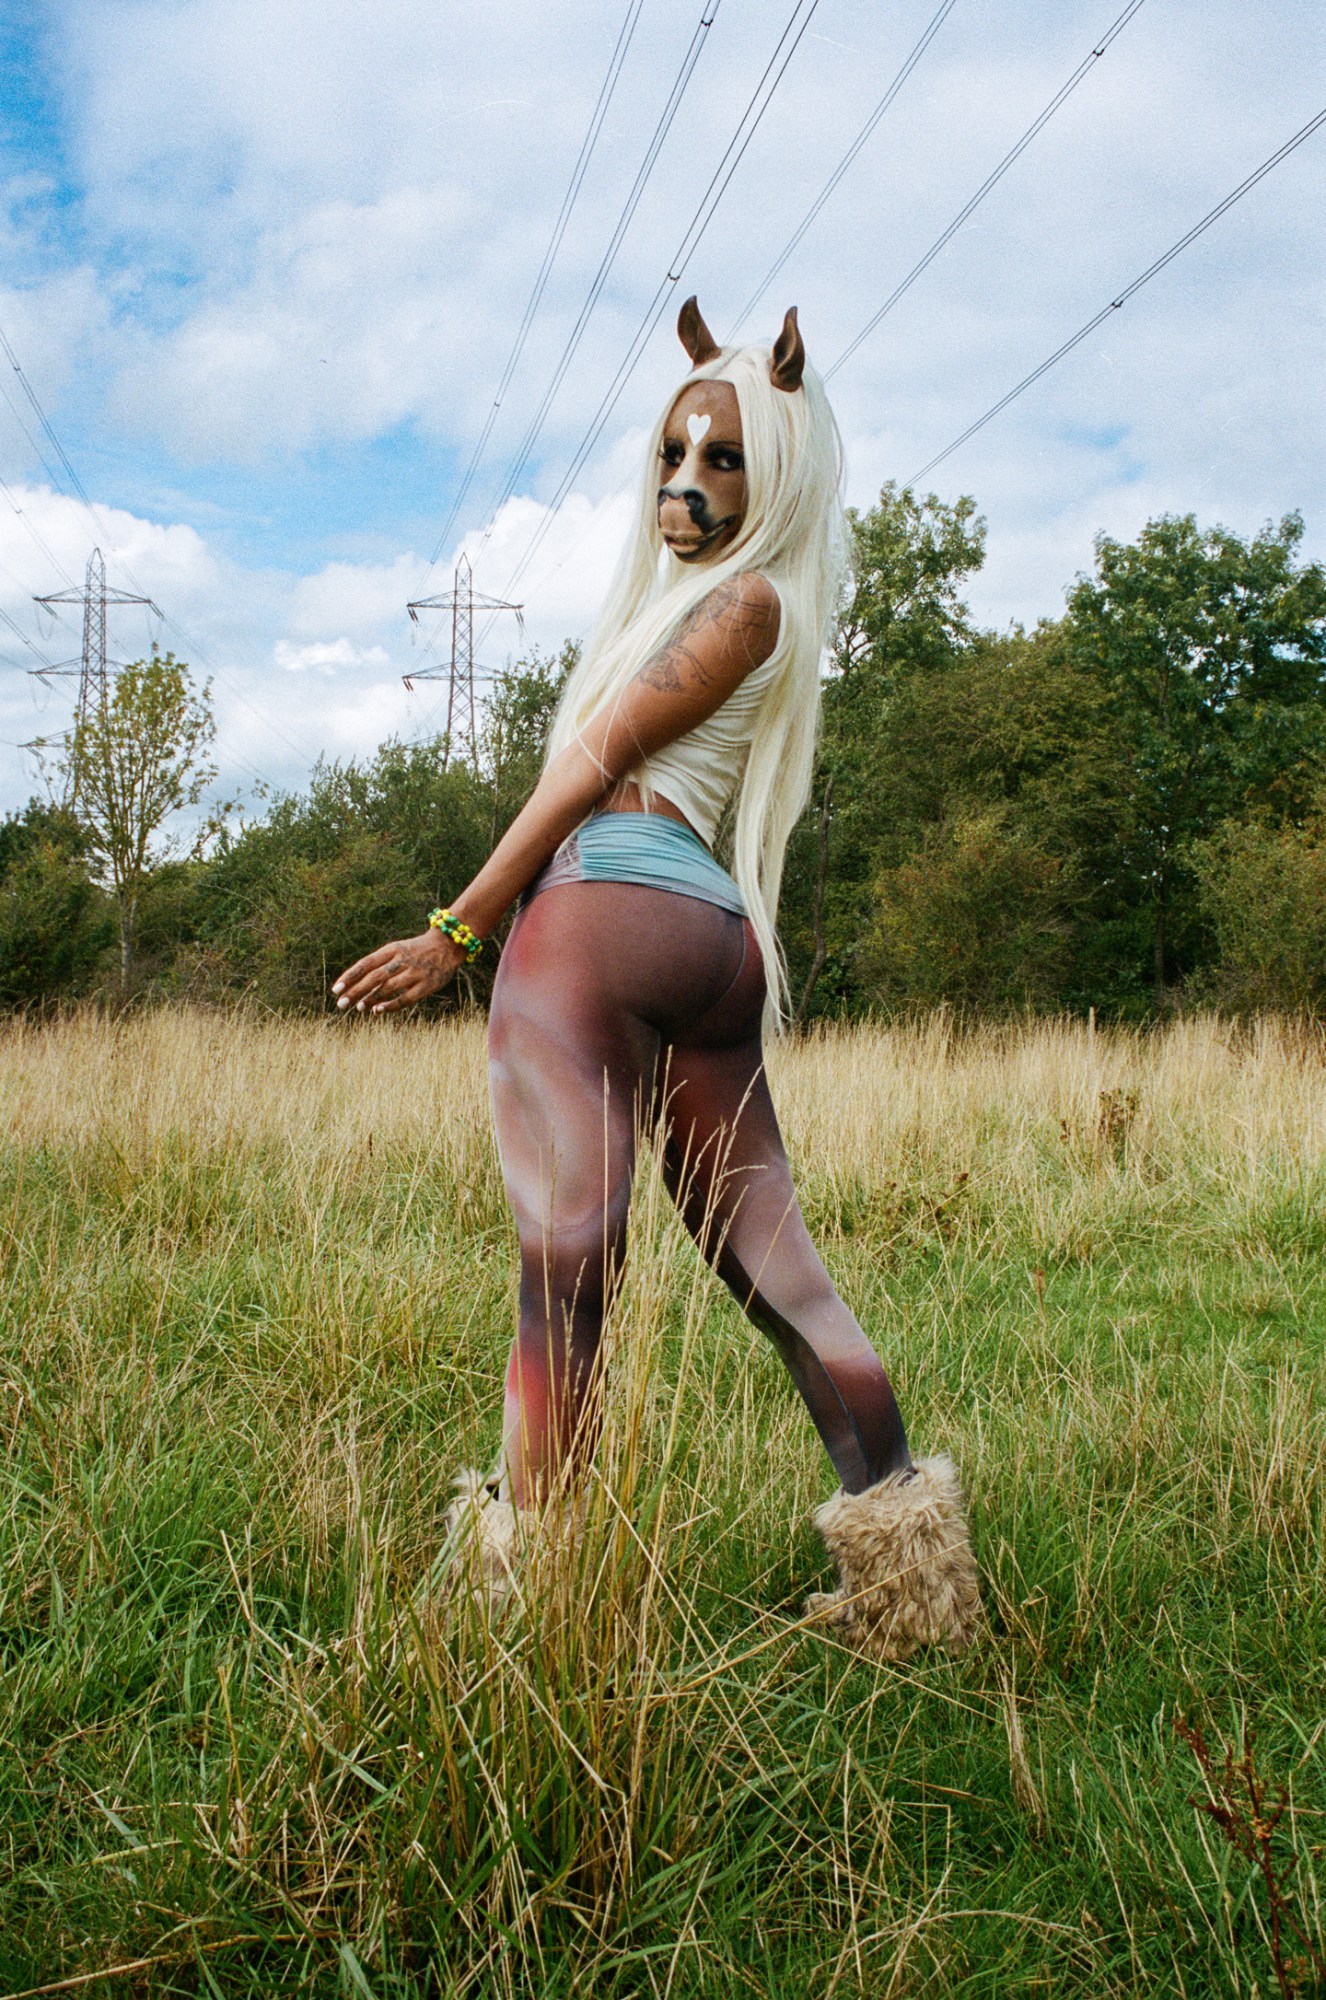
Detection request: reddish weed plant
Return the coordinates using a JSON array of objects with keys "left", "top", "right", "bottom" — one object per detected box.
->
[{"left": 1176, "top": 1714, "right": 1326, "bottom": 2000}]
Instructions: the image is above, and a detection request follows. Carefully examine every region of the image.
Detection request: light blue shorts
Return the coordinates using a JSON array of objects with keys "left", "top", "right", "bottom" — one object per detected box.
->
[{"left": 520, "top": 810, "right": 747, "bottom": 917}]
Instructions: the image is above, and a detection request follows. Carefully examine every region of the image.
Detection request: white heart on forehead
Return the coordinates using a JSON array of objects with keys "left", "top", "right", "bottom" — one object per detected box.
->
[{"left": 686, "top": 411, "right": 712, "bottom": 447}]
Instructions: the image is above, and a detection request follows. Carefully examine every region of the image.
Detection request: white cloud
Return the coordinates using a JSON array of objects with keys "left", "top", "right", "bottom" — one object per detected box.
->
[
  {"left": 3, "top": 0, "right": 1324, "bottom": 820},
  {"left": 287, "top": 553, "right": 427, "bottom": 643},
  {"left": 273, "top": 638, "right": 392, "bottom": 675},
  {"left": 453, "top": 486, "right": 634, "bottom": 647},
  {"left": 0, "top": 483, "right": 218, "bottom": 636},
  {"left": 112, "top": 185, "right": 487, "bottom": 459}
]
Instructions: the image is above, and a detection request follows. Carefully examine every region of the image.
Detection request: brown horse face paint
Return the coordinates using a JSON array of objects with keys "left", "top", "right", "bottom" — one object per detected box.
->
[{"left": 657, "top": 380, "right": 746, "bottom": 564}]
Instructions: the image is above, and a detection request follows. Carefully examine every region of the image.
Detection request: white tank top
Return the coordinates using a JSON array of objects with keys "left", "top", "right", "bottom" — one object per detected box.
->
[
  {"left": 640, "top": 648, "right": 784, "bottom": 844},
  {"left": 635, "top": 635, "right": 785, "bottom": 848}
]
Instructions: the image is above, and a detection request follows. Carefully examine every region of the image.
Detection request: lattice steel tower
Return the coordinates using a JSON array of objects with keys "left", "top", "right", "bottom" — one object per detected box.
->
[
  {"left": 405, "top": 555, "right": 523, "bottom": 771},
  {"left": 32, "top": 547, "right": 160, "bottom": 727}
]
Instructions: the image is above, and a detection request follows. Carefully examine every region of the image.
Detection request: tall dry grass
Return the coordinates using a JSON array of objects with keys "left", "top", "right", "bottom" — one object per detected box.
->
[{"left": 1, "top": 1008, "right": 1324, "bottom": 1996}]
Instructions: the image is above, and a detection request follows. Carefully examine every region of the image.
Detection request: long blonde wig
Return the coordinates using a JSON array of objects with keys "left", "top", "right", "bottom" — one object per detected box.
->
[{"left": 543, "top": 333, "right": 850, "bottom": 1035}]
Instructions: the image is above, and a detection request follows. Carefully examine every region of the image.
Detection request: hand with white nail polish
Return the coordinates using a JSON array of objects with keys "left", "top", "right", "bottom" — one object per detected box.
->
[{"left": 331, "top": 927, "right": 463, "bottom": 1017}]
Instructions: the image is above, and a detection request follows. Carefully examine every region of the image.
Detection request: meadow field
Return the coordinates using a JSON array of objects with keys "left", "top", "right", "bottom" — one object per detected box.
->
[{"left": 1, "top": 1008, "right": 1323, "bottom": 1997}]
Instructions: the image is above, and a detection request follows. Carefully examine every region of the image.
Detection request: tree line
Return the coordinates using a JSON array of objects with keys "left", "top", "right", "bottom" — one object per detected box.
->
[{"left": 4, "top": 494, "right": 1325, "bottom": 1020}]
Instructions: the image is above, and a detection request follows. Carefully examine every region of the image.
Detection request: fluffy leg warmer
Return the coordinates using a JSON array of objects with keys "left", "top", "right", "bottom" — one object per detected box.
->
[{"left": 807, "top": 1455, "right": 982, "bottom": 1663}]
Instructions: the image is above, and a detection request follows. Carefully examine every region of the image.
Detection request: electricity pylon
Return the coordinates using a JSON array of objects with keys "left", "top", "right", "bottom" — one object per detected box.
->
[
  {"left": 405, "top": 554, "right": 523, "bottom": 770},
  {"left": 24, "top": 548, "right": 161, "bottom": 800},
  {"left": 32, "top": 546, "right": 160, "bottom": 726}
]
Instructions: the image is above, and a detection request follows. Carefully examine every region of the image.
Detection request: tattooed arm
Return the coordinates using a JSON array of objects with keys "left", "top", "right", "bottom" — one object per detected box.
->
[
  {"left": 332, "top": 573, "right": 778, "bottom": 1011},
  {"left": 630, "top": 573, "right": 778, "bottom": 702}
]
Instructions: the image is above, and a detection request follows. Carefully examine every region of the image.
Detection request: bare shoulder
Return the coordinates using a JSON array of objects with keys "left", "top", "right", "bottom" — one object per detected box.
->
[
  {"left": 680, "top": 570, "right": 780, "bottom": 664},
  {"left": 636, "top": 571, "right": 781, "bottom": 700}
]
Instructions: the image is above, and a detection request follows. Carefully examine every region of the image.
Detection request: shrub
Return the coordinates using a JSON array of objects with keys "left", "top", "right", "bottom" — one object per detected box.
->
[
  {"left": 1190, "top": 813, "right": 1326, "bottom": 1012},
  {"left": 0, "top": 801, "right": 112, "bottom": 1005},
  {"left": 191, "top": 828, "right": 430, "bottom": 1010},
  {"left": 858, "top": 808, "right": 1073, "bottom": 1014}
]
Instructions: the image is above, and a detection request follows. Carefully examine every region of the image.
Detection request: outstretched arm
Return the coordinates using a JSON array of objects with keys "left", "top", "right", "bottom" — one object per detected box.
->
[{"left": 333, "top": 572, "right": 780, "bottom": 1013}]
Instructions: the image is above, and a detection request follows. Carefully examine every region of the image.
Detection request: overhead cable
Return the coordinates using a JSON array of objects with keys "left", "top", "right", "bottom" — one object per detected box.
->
[
  {"left": 909, "top": 103, "right": 1326, "bottom": 484},
  {"left": 0, "top": 316, "right": 319, "bottom": 778},
  {"left": 408, "top": 0, "right": 722, "bottom": 701},
  {"left": 422, "top": 0, "right": 649, "bottom": 575},
  {"left": 485, "top": 0, "right": 824, "bottom": 620},
  {"left": 729, "top": 0, "right": 961, "bottom": 337},
  {"left": 526, "top": 0, "right": 963, "bottom": 608},
  {"left": 0, "top": 378, "right": 84, "bottom": 505},
  {"left": 826, "top": 0, "right": 1148, "bottom": 379},
  {"left": 0, "top": 319, "right": 100, "bottom": 515},
  {"left": 0, "top": 467, "right": 78, "bottom": 589},
  {"left": 465, "top": 0, "right": 723, "bottom": 572},
  {"left": 483, "top": 0, "right": 1139, "bottom": 612},
  {"left": 0, "top": 600, "right": 57, "bottom": 667}
]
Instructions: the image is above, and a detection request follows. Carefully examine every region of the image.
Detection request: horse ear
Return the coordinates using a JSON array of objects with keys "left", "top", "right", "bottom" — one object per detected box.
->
[
  {"left": 678, "top": 295, "right": 721, "bottom": 369},
  {"left": 769, "top": 306, "right": 806, "bottom": 393}
]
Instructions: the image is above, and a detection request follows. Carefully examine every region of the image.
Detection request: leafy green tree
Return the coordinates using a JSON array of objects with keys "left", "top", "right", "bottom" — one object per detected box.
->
[
  {"left": 833, "top": 481, "right": 987, "bottom": 683},
  {"left": 783, "top": 483, "right": 987, "bottom": 1019},
  {"left": 0, "top": 799, "right": 112, "bottom": 1005},
  {"left": 855, "top": 620, "right": 1148, "bottom": 1011},
  {"left": 192, "top": 736, "right": 493, "bottom": 1009},
  {"left": 9, "top": 499, "right": 1320, "bottom": 1027},
  {"left": 1063, "top": 513, "right": 1326, "bottom": 1005},
  {"left": 203, "top": 830, "right": 434, "bottom": 1010},
  {"left": 60, "top": 651, "right": 218, "bottom": 991},
  {"left": 807, "top": 510, "right": 1326, "bottom": 1019},
  {"left": 186, "top": 655, "right": 572, "bottom": 1013}
]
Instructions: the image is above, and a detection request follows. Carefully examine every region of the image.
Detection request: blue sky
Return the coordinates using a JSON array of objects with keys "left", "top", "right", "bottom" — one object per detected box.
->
[{"left": 1, "top": 0, "right": 1323, "bottom": 812}]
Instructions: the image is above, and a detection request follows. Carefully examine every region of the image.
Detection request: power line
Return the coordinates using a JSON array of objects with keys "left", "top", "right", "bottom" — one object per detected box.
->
[
  {"left": 0, "top": 465, "right": 78, "bottom": 587},
  {"left": 826, "top": 0, "right": 1148, "bottom": 380},
  {"left": 523, "top": 0, "right": 964, "bottom": 610},
  {"left": 34, "top": 546, "right": 159, "bottom": 728},
  {"left": 422, "top": 0, "right": 649, "bottom": 577},
  {"left": 0, "top": 550, "right": 61, "bottom": 668},
  {"left": 462, "top": 0, "right": 723, "bottom": 577},
  {"left": 408, "top": 0, "right": 722, "bottom": 696},
  {"left": 431, "top": 0, "right": 1095, "bottom": 634},
  {"left": 0, "top": 319, "right": 99, "bottom": 515},
  {"left": 0, "top": 376, "right": 81, "bottom": 502},
  {"left": 909, "top": 102, "right": 1326, "bottom": 485},
  {"left": 79, "top": 547, "right": 320, "bottom": 770},
  {"left": 404, "top": 554, "right": 524, "bottom": 767},
  {"left": 482, "top": 0, "right": 825, "bottom": 626},
  {"left": 729, "top": 0, "right": 961, "bottom": 337},
  {"left": 0, "top": 600, "right": 56, "bottom": 667}
]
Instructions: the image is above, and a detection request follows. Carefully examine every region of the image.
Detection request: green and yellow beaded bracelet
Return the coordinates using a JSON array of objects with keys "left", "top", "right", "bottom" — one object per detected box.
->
[{"left": 428, "top": 907, "right": 484, "bottom": 962}]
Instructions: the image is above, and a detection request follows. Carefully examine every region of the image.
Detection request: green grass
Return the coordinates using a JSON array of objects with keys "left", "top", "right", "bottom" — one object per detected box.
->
[{"left": 0, "top": 1009, "right": 1323, "bottom": 1996}]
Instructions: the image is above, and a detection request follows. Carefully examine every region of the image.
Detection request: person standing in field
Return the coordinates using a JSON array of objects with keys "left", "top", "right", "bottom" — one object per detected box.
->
[{"left": 332, "top": 300, "right": 980, "bottom": 1662}]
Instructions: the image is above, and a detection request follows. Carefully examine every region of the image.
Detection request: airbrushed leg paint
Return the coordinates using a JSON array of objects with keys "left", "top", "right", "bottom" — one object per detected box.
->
[{"left": 486, "top": 877, "right": 911, "bottom": 1509}]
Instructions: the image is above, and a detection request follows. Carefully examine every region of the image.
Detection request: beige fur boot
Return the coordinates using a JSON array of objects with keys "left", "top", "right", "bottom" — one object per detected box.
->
[
  {"left": 807, "top": 1455, "right": 982, "bottom": 1663},
  {"left": 438, "top": 1468, "right": 520, "bottom": 1609}
]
